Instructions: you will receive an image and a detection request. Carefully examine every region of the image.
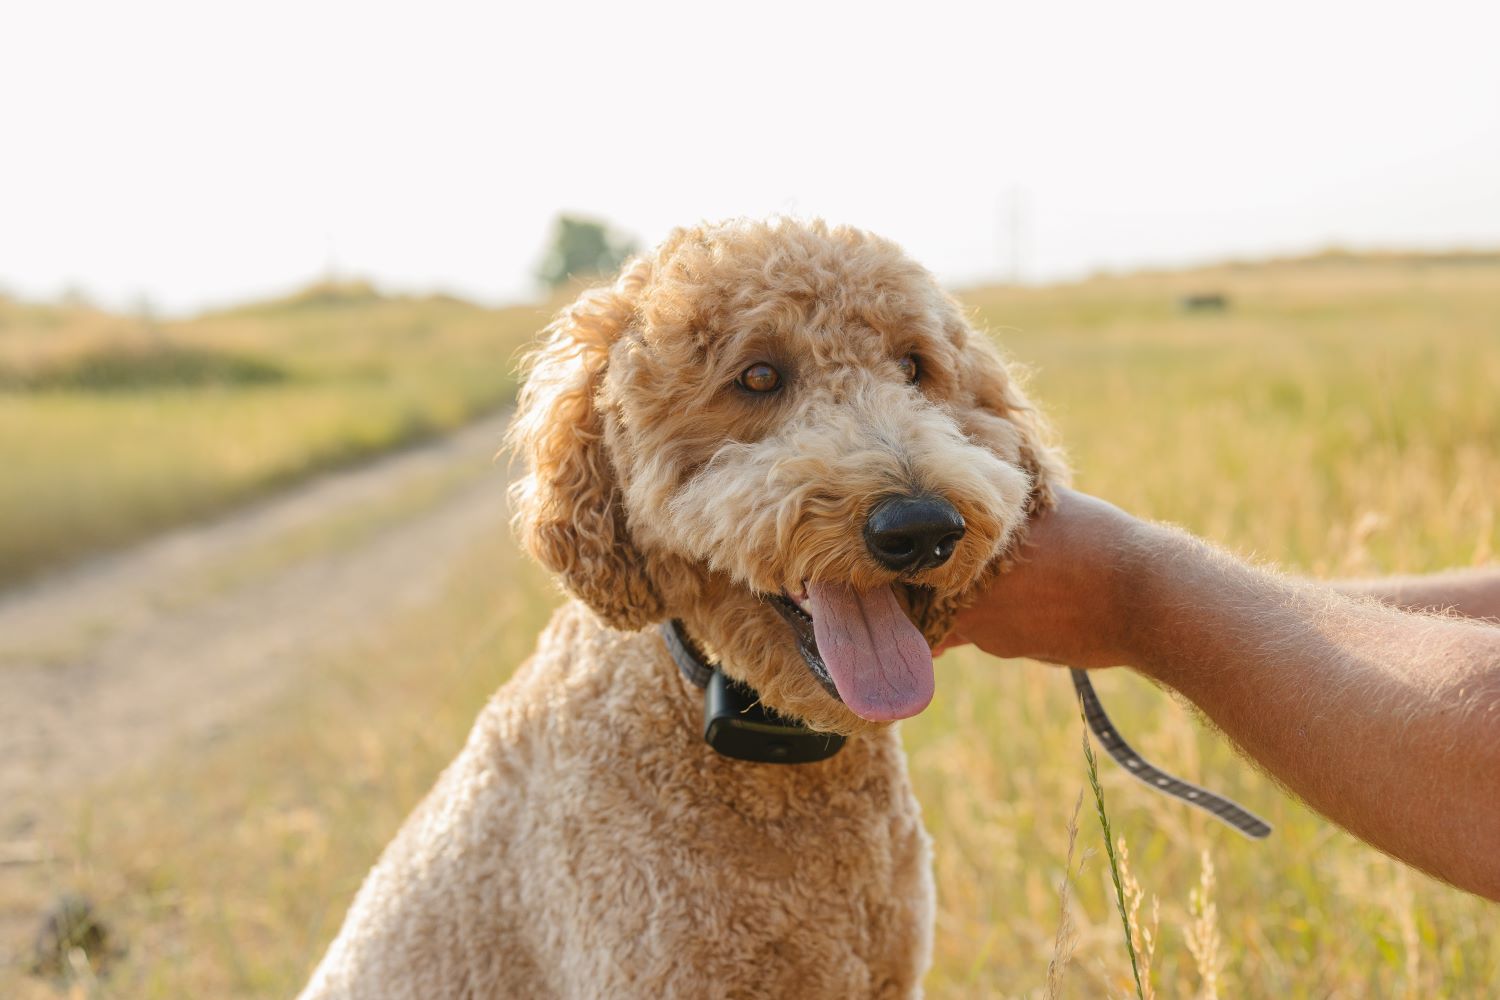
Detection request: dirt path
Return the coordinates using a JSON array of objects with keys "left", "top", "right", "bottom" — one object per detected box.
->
[{"left": 0, "top": 411, "right": 514, "bottom": 858}]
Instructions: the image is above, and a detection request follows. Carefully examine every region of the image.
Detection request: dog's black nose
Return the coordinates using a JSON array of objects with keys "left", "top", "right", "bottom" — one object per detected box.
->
[{"left": 863, "top": 495, "right": 966, "bottom": 572}]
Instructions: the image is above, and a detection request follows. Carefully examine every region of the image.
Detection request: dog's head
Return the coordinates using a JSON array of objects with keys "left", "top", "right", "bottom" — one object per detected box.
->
[{"left": 510, "top": 219, "right": 1064, "bottom": 734}]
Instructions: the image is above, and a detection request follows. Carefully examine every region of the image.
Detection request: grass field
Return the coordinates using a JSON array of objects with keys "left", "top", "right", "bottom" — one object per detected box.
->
[
  {"left": 0, "top": 282, "right": 548, "bottom": 588},
  {"left": 7, "top": 253, "right": 1500, "bottom": 997}
]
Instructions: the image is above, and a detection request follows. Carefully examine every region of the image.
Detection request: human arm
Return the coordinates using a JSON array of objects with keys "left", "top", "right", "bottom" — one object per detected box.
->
[
  {"left": 1334, "top": 569, "right": 1500, "bottom": 621},
  {"left": 947, "top": 489, "right": 1500, "bottom": 899}
]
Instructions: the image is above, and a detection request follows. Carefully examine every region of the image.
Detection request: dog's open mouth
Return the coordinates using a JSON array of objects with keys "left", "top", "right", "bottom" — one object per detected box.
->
[{"left": 769, "top": 583, "right": 935, "bottom": 722}]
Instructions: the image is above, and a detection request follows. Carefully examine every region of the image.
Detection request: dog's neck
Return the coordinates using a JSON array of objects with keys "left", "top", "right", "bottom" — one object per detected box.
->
[
  {"left": 530, "top": 605, "right": 907, "bottom": 805},
  {"left": 659, "top": 619, "right": 846, "bottom": 765}
]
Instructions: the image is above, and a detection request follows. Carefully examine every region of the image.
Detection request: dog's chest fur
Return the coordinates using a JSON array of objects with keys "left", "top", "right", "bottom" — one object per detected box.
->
[{"left": 301, "top": 602, "right": 935, "bottom": 999}]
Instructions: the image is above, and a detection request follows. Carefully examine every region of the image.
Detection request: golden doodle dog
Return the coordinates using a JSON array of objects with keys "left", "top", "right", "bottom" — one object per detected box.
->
[{"left": 301, "top": 218, "right": 1063, "bottom": 999}]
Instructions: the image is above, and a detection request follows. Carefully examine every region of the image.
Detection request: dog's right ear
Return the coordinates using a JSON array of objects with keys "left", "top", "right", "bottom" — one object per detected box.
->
[
  {"left": 507, "top": 262, "right": 665, "bottom": 630},
  {"left": 947, "top": 313, "right": 1069, "bottom": 514}
]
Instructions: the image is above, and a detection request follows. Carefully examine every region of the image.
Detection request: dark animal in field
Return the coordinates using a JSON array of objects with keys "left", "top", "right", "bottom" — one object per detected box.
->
[{"left": 1180, "top": 292, "right": 1229, "bottom": 312}]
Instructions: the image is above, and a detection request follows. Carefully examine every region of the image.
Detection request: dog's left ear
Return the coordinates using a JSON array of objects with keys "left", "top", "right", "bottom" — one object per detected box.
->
[
  {"left": 949, "top": 315, "right": 1069, "bottom": 512},
  {"left": 507, "top": 261, "right": 665, "bottom": 630}
]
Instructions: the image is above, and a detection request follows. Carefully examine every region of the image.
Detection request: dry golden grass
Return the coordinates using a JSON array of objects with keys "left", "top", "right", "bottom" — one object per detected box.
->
[
  {"left": 7, "top": 255, "right": 1499, "bottom": 997},
  {"left": 1043, "top": 792, "right": 1086, "bottom": 1000},
  {"left": 1185, "top": 850, "right": 1224, "bottom": 999}
]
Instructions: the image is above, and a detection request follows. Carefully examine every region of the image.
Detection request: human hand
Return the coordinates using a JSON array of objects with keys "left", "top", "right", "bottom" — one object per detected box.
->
[{"left": 937, "top": 488, "right": 1143, "bottom": 670}]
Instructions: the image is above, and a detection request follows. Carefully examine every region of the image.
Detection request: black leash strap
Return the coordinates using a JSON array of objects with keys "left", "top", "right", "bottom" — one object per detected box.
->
[{"left": 1072, "top": 669, "right": 1272, "bottom": 839}]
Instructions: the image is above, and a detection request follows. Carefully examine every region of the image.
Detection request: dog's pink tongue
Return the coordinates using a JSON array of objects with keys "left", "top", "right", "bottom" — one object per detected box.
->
[{"left": 806, "top": 582, "right": 934, "bottom": 722}]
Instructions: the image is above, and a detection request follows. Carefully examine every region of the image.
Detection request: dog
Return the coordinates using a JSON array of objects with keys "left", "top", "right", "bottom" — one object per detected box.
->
[{"left": 300, "top": 218, "right": 1063, "bottom": 999}]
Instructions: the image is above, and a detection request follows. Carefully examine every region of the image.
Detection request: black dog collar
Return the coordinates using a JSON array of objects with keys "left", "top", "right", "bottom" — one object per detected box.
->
[
  {"left": 660, "top": 619, "right": 716, "bottom": 689},
  {"left": 660, "top": 620, "right": 845, "bottom": 765}
]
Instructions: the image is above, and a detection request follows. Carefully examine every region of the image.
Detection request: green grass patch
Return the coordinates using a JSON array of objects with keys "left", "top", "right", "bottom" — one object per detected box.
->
[
  {"left": 2, "top": 341, "right": 287, "bottom": 392},
  {"left": 0, "top": 287, "right": 550, "bottom": 586}
]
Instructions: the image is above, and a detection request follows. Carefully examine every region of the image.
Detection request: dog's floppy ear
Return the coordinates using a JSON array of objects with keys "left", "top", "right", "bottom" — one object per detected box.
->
[
  {"left": 950, "top": 315, "right": 1069, "bottom": 513},
  {"left": 507, "top": 261, "right": 665, "bottom": 630}
]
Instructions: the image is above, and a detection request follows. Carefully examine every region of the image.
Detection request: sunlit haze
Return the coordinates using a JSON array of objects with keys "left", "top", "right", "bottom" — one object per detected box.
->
[{"left": 5, "top": 0, "right": 1498, "bottom": 313}]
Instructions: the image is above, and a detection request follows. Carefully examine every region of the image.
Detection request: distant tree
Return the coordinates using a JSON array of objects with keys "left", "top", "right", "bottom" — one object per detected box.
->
[{"left": 536, "top": 215, "right": 638, "bottom": 290}]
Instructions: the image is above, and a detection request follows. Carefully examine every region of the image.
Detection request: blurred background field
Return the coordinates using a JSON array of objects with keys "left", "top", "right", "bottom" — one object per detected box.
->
[
  {"left": 0, "top": 285, "right": 547, "bottom": 587},
  {"left": 2, "top": 252, "right": 1496, "bottom": 997}
]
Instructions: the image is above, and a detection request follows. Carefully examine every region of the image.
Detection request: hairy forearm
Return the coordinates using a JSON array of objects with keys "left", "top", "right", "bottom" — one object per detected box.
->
[
  {"left": 1121, "top": 524, "right": 1500, "bottom": 900},
  {"left": 951, "top": 490, "right": 1500, "bottom": 895},
  {"left": 1334, "top": 568, "right": 1500, "bottom": 621}
]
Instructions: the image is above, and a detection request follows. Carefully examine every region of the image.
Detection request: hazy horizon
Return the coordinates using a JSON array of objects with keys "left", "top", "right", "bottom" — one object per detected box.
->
[
  {"left": 16, "top": 239, "right": 1500, "bottom": 320},
  {"left": 5, "top": 0, "right": 1498, "bottom": 314}
]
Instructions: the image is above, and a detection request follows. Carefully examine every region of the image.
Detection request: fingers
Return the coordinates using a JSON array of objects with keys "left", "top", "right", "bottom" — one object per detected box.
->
[{"left": 932, "top": 633, "right": 967, "bottom": 655}]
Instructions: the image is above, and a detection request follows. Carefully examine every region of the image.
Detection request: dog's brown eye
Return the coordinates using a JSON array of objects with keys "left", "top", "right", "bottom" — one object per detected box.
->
[
  {"left": 738, "top": 362, "right": 782, "bottom": 393},
  {"left": 897, "top": 354, "right": 920, "bottom": 384}
]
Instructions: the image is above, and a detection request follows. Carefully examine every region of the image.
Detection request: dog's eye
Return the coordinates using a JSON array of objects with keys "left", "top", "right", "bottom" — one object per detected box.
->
[
  {"left": 737, "top": 362, "right": 782, "bottom": 393},
  {"left": 897, "top": 354, "right": 920, "bottom": 384}
]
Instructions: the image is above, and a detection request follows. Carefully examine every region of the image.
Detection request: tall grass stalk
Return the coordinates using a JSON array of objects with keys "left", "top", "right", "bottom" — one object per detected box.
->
[
  {"left": 1185, "top": 849, "right": 1224, "bottom": 1000},
  {"left": 1045, "top": 791, "right": 1089, "bottom": 999},
  {"left": 1117, "top": 837, "right": 1158, "bottom": 1000},
  {"left": 1080, "top": 698, "right": 1147, "bottom": 1000}
]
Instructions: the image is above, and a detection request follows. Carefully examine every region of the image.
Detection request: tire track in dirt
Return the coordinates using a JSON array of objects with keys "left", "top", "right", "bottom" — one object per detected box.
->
[{"left": 0, "top": 411, "right": 514, "bottom": 850}]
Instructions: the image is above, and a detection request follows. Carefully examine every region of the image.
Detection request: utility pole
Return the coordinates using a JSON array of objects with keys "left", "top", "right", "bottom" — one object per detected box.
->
[
  {"left": 998, "top": 187, "right": 1026, "bottom": 285},
  {"left": 1011, "top": 186, "right": 1028, "bottom": 285},
  {"left": 324, "top": 232, "right": 339, "bottom": 285}
]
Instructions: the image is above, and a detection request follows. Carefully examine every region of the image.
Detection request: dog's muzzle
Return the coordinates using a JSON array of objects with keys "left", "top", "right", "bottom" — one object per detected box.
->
[{"left": 862, "top": 493, "right": 966, "bottom": 573}]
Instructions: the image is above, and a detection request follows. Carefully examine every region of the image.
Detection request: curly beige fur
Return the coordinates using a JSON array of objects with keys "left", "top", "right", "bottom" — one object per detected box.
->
[{"left": 301, "top": 218, "right": 1065, "bottom": 999}]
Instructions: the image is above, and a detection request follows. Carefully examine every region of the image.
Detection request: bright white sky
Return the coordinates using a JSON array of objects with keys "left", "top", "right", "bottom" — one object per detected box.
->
[{"left": 3, "top": 0, "right": 1498, "bottom": 313}]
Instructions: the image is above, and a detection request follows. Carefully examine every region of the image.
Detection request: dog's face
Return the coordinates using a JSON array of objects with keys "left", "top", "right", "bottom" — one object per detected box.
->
[{"left": 510, "top": 220, "right": 1062, "bottom": 735}]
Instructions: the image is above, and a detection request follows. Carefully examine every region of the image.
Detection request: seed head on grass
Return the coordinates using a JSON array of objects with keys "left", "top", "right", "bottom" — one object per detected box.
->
[
  {"left": 1046, "top": 790, "right": 1092, "bottom": 1000},
  {"left": 1117, "top": 836, "right": 1158, "bottom": 1000},
  {"left": 1185, "top": 848, "right": 1224, "bottom": 1000},
  {"left": 1080, "top": 697, "right": 1149, "bottom": 1000}
]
